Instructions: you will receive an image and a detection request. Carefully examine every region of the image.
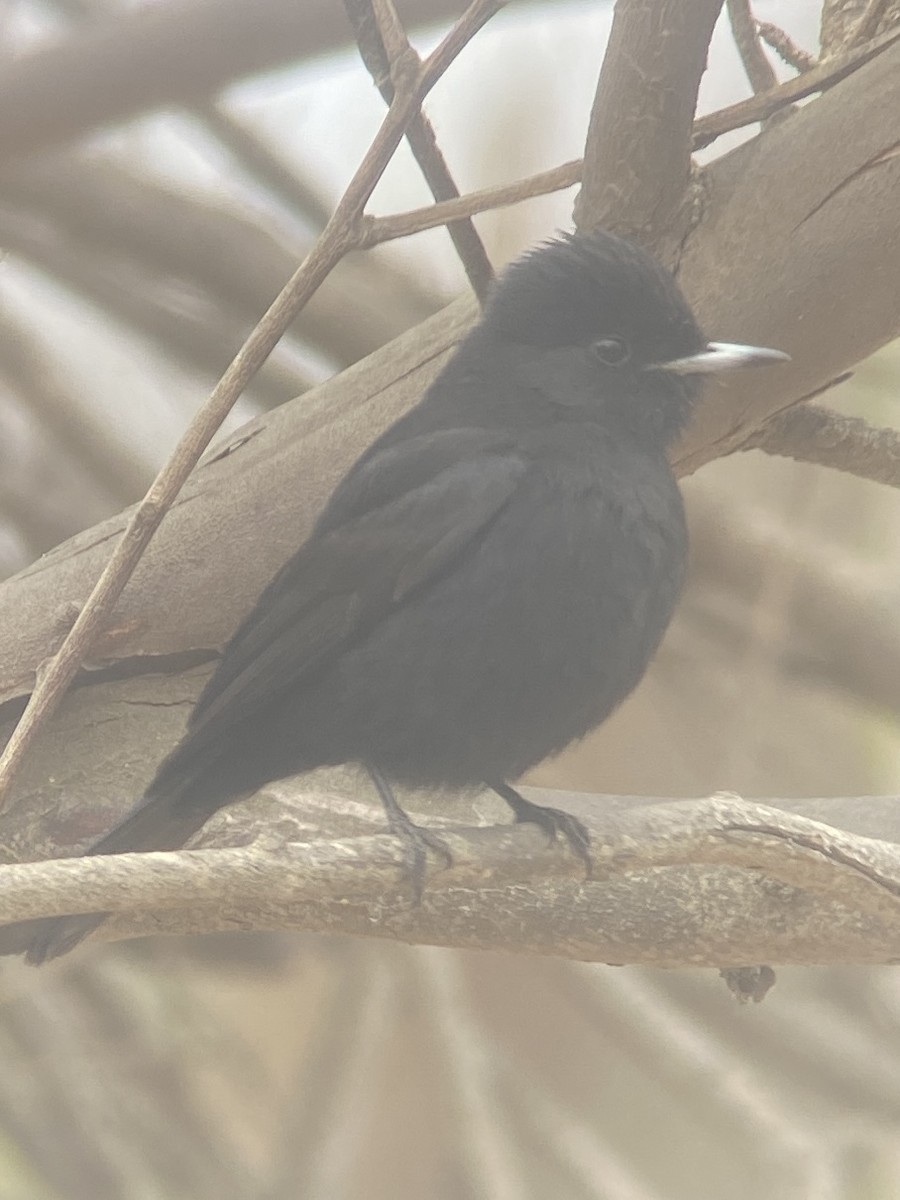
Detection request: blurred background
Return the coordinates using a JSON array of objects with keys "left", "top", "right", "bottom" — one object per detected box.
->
[{"left": 1, "top": 0, "right": 899, "bottom": 1196}]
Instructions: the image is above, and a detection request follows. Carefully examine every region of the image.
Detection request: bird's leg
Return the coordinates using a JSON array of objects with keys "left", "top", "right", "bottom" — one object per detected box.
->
[
  {"left": 489, "top": 781, "right": 592, "bottom": 879},
  {"left": 365, "top": 763, "right": 452, "bottom": 903}
]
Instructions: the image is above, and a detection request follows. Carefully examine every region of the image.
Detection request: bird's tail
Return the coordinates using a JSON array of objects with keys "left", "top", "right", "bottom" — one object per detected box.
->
[{"left": 0, "top": 781, "right": 227, "bottom": 966}]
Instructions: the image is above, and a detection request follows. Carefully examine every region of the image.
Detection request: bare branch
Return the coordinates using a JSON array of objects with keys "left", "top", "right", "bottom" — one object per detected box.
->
[
  {"left": 756, "top": 21, "right": 817, "bottom": 71},
  {"left": 745, "top": 403, "right": 900, "bottom": 489},
  {"left": 727, "top": 0, "right": 778, "bottom": 93},
  {"left": 0, "top": 2, "right": 897, "bottom": 978},
  {"left": 676, "top": 37, "right": 900, "bottom": 475},
  {"left": 692, "top": 24, "right": 900, "bottom": 148},
  {"left": 574, "top": 0, "right": 724, "bottom": 249},
  {"left": 3, "top": 790, "right": 900, "bottom": 966},
  {"left": 357, "top": 159, "right": 583, "bottom": 248},
  {"left": 358, "top": 26, "right": 900, "bottom": 237},
  {"left": 344, "top": 0, "right": 494, "bottom": 300}
]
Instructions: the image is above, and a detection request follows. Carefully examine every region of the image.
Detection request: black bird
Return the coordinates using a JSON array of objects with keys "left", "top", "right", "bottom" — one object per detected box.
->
[{"left": 3, "top": 230, "right": 788, "bottom": 963}]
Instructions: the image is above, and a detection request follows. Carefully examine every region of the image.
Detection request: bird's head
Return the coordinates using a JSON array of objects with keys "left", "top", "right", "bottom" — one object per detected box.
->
[{"left": 480, "top": 230, "right": 788, "bottom": 449}]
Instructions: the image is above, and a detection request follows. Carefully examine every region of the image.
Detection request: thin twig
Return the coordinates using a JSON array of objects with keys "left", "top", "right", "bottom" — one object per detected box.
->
[
  {"left": 692, "top": 24, "right": 900, "bottom": 148},
  {"left": 727, "top": 0, "right": 778, "bottom": 92},
  {"left": 0, "top": 0, "right": 505, "bottom": 812},
  {"left": 369, "top": 28, "right": 900, "bottom": 229},
  {"left": 745, "top": 403, "right": 900, "bottom": 490},
  {"left": 356, "top": 158, "right": 583, "bottom": 248},
  {"left": 756, "top": 21, "right": 817, "bottom": 71},
  {"left": 345, "top": 0, "right": 494, "bottom": 300}
]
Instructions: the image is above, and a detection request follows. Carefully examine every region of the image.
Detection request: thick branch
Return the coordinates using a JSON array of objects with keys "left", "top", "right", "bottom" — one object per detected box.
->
[
  {"left": 3, "top": 789, "right": 900, "bottom": 967},
  {"left": 573, "top": 0, "right": 724, "bottom": 249},
  {"left": 675, "top": 37, "right": 900, "bottom": 474}
]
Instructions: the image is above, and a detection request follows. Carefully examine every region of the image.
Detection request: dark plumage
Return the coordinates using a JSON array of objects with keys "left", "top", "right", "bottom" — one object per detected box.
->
[{"left": 3, "top": 230, "right": 788, "bottom": 962}]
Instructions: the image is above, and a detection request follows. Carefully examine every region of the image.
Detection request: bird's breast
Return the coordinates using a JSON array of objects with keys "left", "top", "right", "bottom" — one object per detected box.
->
[
  {"left": 313, "top": 437, "right": 688, "bottom": 787},
  {"left": 369, "top": 442, "right": 687, "bottom": 781},
  {"left": 473, "top": 445, "right": 687, "bottom": 681}
]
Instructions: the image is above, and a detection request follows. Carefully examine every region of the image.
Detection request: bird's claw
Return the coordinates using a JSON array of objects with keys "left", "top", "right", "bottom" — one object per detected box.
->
[
  {"left": 384, "top": 808, "right": 453, "bottom": 905},
  {"left": 491, "top": 783, "right": 592, "bottom": 879}
]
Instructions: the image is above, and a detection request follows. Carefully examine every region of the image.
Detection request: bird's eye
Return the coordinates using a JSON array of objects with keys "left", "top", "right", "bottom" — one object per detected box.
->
[{"left": 591, "top": 337, "right": 631, "bottom": 366}]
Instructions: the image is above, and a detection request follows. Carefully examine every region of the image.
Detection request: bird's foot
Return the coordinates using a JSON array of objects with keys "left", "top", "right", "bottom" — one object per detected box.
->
[
  {"left": 489, "top": 781, "right": 592, "bottom": 879},
  {"left": 385, "top": 809, "right": 453, "bottom": 905},
  {"left": 366, "top": 763, "right": 452, "bottom": 904}
]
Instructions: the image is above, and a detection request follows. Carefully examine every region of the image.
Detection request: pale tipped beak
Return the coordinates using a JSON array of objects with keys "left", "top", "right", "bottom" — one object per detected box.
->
[{"left": 656, "top": 341, "right": 791, "bottom": 375}]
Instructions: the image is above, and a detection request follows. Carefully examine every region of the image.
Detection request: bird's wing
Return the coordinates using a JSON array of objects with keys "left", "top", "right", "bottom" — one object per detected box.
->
[{"left": 186, "top": 428, "right": 526, "bottom": 737}]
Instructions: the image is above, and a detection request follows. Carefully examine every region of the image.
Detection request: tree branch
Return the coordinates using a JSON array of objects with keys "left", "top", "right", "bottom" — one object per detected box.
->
[
  {"left": 345, "top": 0, "right": 495, "bottom": 300},
  {"left": 691, "top": 24, "right": 900, "bottom": 148},
  {"left": 745, "top": 403, "right": 900, "bottom": 489},
  {"left": 574, "top": 0, "right": 724, "bottom": 250},
  {"left": 727, "top": 0, "right": 778, "bottom": 93},
  {"left": 356, "top": 159, "right": 583, "bottom": 247},
  {"left": 676, "top": 35, "right": 900, "bottom": 474},
  {"left": 756, "top": 21, "right": 817, "bottom": 71},
  {"left": 3, "top": 788, "right": 900, "bottom": 967},
  {"left": 0, "top": 3, "right": 898, "bottom": 973}
]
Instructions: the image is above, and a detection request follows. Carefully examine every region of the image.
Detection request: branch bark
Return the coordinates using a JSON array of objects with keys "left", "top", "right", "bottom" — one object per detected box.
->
[
  {"left": 2, "top": 787, "right": 900, "bottom": 967},
  {"left": 676, "top": 36, "right": 900, "bottom": 472},
  {"left": 574, "top": 0, "right": 724, "bottom": 251}
]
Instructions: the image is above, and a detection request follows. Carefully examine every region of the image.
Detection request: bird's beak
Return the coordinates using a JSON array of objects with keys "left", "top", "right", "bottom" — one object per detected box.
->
[{"left": 656, "top": 341, "right": 791, "bottom": 375}]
